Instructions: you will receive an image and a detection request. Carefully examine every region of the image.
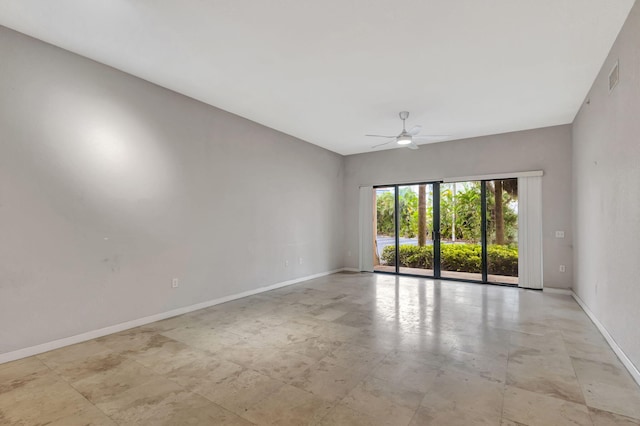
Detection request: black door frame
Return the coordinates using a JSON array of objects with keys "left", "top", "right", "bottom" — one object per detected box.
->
[{"left": 373, "top": 180, "right": 516, "bottom": 287}]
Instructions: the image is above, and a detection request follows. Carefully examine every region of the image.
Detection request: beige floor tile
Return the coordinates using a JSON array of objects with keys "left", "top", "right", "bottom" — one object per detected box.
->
[
  {"left": 0, "top": 357, "right": 52, "bottom": 394},
  {"left": 565, "top": 340, "right": 621, "bottom": 365},
  {"left": 192, "top": 368, "right": 285, "bottom": 416},
  {"left": 506, "top": 364, "right": 586, "bottom": 404},
  {"left": 138, "top": 392, "right": 254, "bottom": 426},
  {"left": 507, "top": 344, "right": 585, "bottom": 404},
  {"left": 309, "top": 306, "right": 349, "bottom": 321},
  {"left": 370, "top": 352, "right": 441, "bottom": 393},
  {"left": 510, "top": 330, "right": 567, "bottom": 351},
  {"left": 163, "top": 355, "right": 244, "bottom": 390},
  {"left": 37, "top": 340, "right": 114, "bottom": 372},
  {"left": 161, "top": 324, "right": 247, "bottom": 353},
  {"left": 347, "top": 329, "right": 404, "bottom": 353},
  {"left": 410, "top": 405, "right": 499, "bottom": 426},
  {"left": 417, "top": 369, "right": 504, "bottom": 425},
  {"left": 290, "top": 360, "right": 369, "bottom": 401},
  {"left": 50, "top": 351, "right": 132, "bottom": 383},
  {"left": 0, "top": 374, "right": 96, "bottom": 425},
  {"left": 502, "top": 385, "right": 593, "bottom": 426},
  {"left": 342, "top": 376, "right": 424, "bottom": 426},
  {"left": 562, "top": 328, "right": 610, "bottom": 348},
  {"left": 572, "top": 357, "right": 638, "bottom": 390},
  {"left": 280, "top": 335, "right": 344, "bottom": 360},
  {"left": 96, "top": 328, "right": 175, "bottom": 353},
  {"left": 500, "top": 419, "right": 527, "bottom": 426},
  {"left": 250, "top": 349, "right": 320, "bottom": 383},
  {"left": 69, "top": 358, "right": 159, "bottom": 404},
  {"left": 316, "top": 404, "right": 395, "bottom": 426},
  {"left": 127, "top": 338, "right": 213, "bottom": 375},
  {"left": 320, "top": 343, "right": 387, "bottom": 371},
  {"left": 243, "top": 384, "right": 334, "bottom": 425},
  {"left": 393, "top": 331, "right": 458, "bottom": 356},
  {"left": 294, "top": 317, "right": 361, "bottom": 343},
  {"left": 216, "top": 340, "right": 271, "bottom": 366},
  {"left": 94, "top": 376, "right": 193, "bottom": 424},
  {"left": 581, "top": 380, "right": 640, "bottom": 420},
  {"left": 1, "top": 272, "right": 638, "bottom": 425},
  {"left": 450, "top": 329, "right": 511, "bottom": 358},
  {"left": 441, "top": 349, "right": 508, "bottom": 383},
  {"left": 589, "top": 407, "right": 640, "bottom": 425},
  {"left": 46, "top": 405, "right": 118, "bottom": 426},
  {"left": 508, "top": 342, "right": 576, "bottom": 372}
]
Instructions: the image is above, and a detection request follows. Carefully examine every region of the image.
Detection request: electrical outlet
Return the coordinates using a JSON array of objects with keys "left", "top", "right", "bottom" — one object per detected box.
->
[
  {"left": 172, "top": 278, "right": 179, "bottom": 288},
  {"left": 347, "top": 250, "right": 351, "bottom": 257},
  {"left": 559, "top": 265, "right": 566, "bottom": 273},
  {"left": 555, "top": 231, "right": 565, "bottom": 238},
  {"left": 285, "top": 260, "right": 289, "bottom": 267},
  {"left": 299, "top": 257, "right": 303, "bottom": 265}
]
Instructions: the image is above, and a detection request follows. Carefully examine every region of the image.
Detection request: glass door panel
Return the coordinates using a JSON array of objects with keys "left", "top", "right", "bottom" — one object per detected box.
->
[
  {"left": 374, "top": 186, "right": 396, "bottom": 272},
  {"left": 397, "top": 184, "right": 434, "bottom": 276},
  {"left": 439, "top": 181, "right": 482, "bottom": 281},
  {"left": 487, "top": 179, "right": 519, "bottom": 285}
]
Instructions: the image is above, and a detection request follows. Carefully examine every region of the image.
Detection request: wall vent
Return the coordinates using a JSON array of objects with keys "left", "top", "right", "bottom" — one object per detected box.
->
[{"left": 609, "top": 60, "right": 619, "bottom": 92}]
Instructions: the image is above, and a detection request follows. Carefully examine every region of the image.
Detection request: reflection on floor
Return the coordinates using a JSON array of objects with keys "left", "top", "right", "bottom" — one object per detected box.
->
[
  {"left": 374, "top": 265, "right": 519, "bottom": 285},
  {"left": 1, "top": 272, "right": 639, "bottom": 425}
]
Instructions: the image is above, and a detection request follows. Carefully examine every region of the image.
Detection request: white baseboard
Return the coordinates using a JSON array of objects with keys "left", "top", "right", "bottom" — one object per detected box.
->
[
  {"left": 341, "top": 267, "right": 361, "bottom": 273},
  {"left": 543, "top": 287, "right": 573, "bottom": 296},
  {"left": 571, "top": 291, "right": 640, "bottom": 387},
  {"left": 0, "top": 268, "right": 349, "bottom": 365}
]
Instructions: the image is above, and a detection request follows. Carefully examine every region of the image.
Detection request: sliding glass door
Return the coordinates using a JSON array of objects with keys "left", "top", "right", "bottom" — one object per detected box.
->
[
  {"left": 374, "top": 186, "right": 396, "bottom": 273},
  {"left": 373, "top": 179, "right": 519, "bottom": 285},
  {"left": 486, "top": 179, "right": 519, "bottom": 285},
  {"left": 439, "top": 181, "right": 483, "bottom": 282},
  {"left": 397, "top": 184, "right": 435, "bottom": 276}
]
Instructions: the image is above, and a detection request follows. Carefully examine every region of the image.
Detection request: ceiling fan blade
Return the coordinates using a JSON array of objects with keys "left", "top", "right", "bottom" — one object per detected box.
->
[
  {"left": 408, "top": 125, "right": 422, "bottom": 136},
  {"left": 365, "top": 134, "right": 397, "bottom": 138},
  {"left": 412, "top": 134, "right": 451, "bottom": 141},
  {"left": 407, "top": 142, "right": 419, "bottom": 150},
  {"left": 371, "top": 139, "right": 397, "bottom": 149}
]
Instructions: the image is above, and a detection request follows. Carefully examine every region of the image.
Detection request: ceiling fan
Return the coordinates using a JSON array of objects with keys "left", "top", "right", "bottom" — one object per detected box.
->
[{"left": 366, "top": 111, "right": 448, "bottom": 150}]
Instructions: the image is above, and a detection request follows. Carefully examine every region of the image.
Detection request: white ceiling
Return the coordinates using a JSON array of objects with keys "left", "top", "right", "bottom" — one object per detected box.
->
[{"left": 0, "top": 1, "right": 634, "bottom": 155}]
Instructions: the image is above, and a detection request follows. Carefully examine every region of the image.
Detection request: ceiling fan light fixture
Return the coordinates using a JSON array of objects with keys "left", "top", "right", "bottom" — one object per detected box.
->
[{"left": 397, "top": 135, "right": 412, "bottom": 145}]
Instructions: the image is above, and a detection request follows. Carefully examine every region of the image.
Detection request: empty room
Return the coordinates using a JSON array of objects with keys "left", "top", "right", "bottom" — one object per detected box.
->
[{"left": 1, "top": 1, "right": 639, "bottom": 425}]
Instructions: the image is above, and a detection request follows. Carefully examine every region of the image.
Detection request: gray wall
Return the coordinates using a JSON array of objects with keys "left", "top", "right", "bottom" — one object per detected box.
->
[
  {"left": 0, "top": 27, "right": 344, "bottom": 355},
  {"left": 572, "top": 2, "right": 640, "bottom": 370},
  {"left": 343, "top": 125, "right": 573, "bottom": 289}
]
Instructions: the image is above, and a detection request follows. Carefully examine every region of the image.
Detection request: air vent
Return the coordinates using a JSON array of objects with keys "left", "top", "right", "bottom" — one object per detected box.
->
[{"left": 609, "top": 60, "right": 619, "bottom": 92}]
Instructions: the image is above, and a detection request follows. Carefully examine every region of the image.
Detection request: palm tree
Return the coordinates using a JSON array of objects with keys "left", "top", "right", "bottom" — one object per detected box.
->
[
  {"left": 493, "top": 179, "right": 518, "bottom": 245},
  {"left": 418, "top": 184, "right": 427, "bottom": 246}
]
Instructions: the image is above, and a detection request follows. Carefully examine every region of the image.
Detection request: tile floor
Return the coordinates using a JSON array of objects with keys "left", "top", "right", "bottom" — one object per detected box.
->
[{"left": 1, "top": 272, "right": 639, "bottom": 425}]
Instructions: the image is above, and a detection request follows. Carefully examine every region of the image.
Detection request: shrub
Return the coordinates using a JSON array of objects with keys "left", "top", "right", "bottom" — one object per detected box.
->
[
  {"left": 487, "top": 244, "right": 519, "bottom": 276},
  {"left": 380, "top": 243, "right": 518, "bottom": 276},
  {"left": 441, "top": 244, "right": 482, "bottom": 273}
]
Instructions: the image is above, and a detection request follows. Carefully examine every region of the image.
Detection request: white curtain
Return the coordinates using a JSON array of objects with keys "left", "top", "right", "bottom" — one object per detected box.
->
[
  {"left": 358, "top": 186, "right": 374, "bottom": 272},
  {"left": 518, "top": 176, "right": 543, "bottom": 289}
]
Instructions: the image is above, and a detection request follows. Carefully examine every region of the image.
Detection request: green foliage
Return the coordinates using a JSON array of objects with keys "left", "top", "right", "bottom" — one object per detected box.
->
[
  {"left": 377, "top": 181, "right": 518, "bottom": 245},
  {"left": 440, "top": 183, "right": 482, "bottom": 243},
  {"left": 398, "top": 187, "right": 418, "bottom": 238},
  {"left": 376, "top": 191, "right": 395, "bottom": 236},
  {"left": 487, "top": 244, "right": 519, "bottom": 276},
  {"left": 381, "top": 243, "right": 518, "bottom": 276},
  {"left": 381, "top": 244, "right": 434, "bottom": 269},
  {"left": 376, "top": 188, "right": 424, "bottom": 238},
  {"left": 486, "top": 181, "right": 518, "bottom": 244},
  {"left": 440, "top": 244, "right": 482, "bottom": 272}
]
